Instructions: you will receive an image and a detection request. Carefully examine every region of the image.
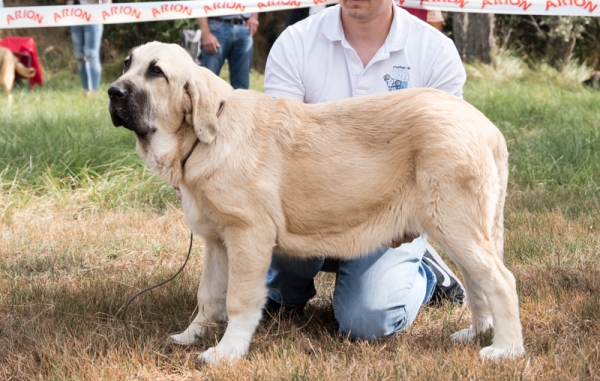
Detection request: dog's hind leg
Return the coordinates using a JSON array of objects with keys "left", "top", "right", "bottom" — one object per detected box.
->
[
  {"left": 0, "top": 61, "right": 15, "bottom": 106},
  {"left": 1, "top": 76, "right": 13, "bottom": 106},
  {"left": 198, "top": 226, "right": 275, "bottom": 364},
  {"left": 434, "top": 232, "right": 524, "bottom": 360},
  {"left": 170, "top": 237, "right": 229, "bottom": 345},
  {"left": 450, "top": 266, "right": 493, "bottom": 343}
]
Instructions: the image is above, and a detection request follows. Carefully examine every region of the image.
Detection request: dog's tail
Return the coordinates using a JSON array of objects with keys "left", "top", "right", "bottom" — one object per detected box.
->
[
  {"left": 14, "top": 60, "right": 36, "bottom": 79},
  {"left": 492, "top": 133, "right": 509, "bottom": 261}
]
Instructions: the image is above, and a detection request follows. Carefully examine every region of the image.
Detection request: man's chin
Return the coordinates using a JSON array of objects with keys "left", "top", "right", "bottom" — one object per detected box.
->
[{"left": 341, "top": 6, "right": 372, "bottom": 21}]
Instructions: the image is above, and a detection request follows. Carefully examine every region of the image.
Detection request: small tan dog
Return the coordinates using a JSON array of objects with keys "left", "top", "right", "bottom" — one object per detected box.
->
[
  {"left": 108, "top": 42, "right": 524, "bottom": 364},
  {"left": 0, "top": 46, "right": 36, "bottom": 105}
]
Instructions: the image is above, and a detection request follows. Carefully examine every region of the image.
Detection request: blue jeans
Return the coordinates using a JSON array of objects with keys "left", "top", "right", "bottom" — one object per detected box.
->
[
  {"left": 70, "top": 24, "right": 103, "bottom": 91},
  {"left": 200, "top": 19, "right": 253, "bottom": 89},
  {"left": 267, "top": 235, "right": 437, "bottom": 341}
]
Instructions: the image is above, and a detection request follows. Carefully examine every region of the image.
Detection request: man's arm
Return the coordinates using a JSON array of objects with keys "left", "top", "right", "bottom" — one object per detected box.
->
[
  {"left": 425, "top": 38, "right": 466, "bottom": 98},
  {"left": 197, "top": 17, "right": 220, "bottom": 55},
  {"left": 247, "top": 13, "right": 259, "bottom": 37},
  {"left": 264, "top": 29, "right": 305, "bottom": 101}
]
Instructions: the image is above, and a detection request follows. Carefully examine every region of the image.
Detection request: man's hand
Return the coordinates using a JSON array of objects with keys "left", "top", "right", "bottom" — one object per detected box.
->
[
  {"left": 390, "top": 234, "right": 418, "bottom": 248},
  {"left": 201, "top": 32, "right": 220, "bottom": 55},
  {"left": 197, "top": 17, "right": 220, "bottom": 55},
  {"left": 247, "top": 13, "right": 259, "bottom": 37}
]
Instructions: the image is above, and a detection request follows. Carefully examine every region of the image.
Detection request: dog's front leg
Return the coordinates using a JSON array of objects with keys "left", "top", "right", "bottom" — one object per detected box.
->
[
  {"left": 170, "top": 237, "right": 228, "bottom": 345},
  {"left": 198, "top": 226, "right": 274, "bottom": 364}
]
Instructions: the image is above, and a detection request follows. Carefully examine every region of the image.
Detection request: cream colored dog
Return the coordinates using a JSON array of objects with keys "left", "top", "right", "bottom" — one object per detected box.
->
[
  {"left": 0, "top": 47, "right": 36, "bottom": 105},
  {"left": 108, "top": 42, "right": 524, "bottom": 364}
]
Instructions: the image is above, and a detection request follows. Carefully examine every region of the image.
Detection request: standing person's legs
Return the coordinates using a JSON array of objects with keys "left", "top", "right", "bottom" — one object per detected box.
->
[
  {"left": 333, "top": 236, "right": 436, "bottom": 340},
  {"left": 70, "top": 25, "right": 88, "bottom": 91},
  {"left": 83, "top": 24, "right": 103, "bottom": 92},
  {"left": 227, "top": 23, "right": 253, "bottom": 89},
  {"left": 200, "top": 20, "right": 232, "bottom": 77}
]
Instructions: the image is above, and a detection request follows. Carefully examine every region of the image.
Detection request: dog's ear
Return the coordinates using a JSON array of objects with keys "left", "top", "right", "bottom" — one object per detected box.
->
[{"left": 185, "top": 77, "right": 219, "bottom": 144}]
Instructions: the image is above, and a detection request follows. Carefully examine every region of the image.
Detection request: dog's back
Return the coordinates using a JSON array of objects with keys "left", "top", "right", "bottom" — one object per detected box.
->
[
  {"left": 259, "top": 89, "right": 520, "bottom": 361},
  {"left": 251, "top": 89, "right": 507, "bottom": 258}
]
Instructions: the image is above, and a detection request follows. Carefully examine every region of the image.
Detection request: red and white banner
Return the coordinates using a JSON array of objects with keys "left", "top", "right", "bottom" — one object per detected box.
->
[
  {"left": 407, "top": 0, "right": 598, "bottom": 15},
  {"left": 0, "top": 0, "right": 597, "bottom": 29}
]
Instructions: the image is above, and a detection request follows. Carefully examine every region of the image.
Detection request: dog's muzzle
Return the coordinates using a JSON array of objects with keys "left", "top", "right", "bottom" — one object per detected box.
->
[
  {"left": 108, "top": 83, "right": 127, "bottom": 128},
  {"left": 108, "top": 82, "right": 150, "bottom": 137}
]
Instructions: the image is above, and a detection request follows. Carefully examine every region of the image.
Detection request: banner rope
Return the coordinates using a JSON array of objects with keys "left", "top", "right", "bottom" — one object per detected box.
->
[{"left": 0, "top": 0, "right": 597, "bottom": 30}]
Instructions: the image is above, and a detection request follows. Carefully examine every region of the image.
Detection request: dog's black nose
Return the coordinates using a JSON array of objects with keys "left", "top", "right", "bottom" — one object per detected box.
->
[{"left": 108, "top": 84, "right": 127, "bottom": 99}]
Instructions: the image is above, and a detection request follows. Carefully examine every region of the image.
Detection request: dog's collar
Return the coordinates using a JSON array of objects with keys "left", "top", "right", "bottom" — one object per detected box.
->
[
  {"left": 181, "top": 138, "right": 200, "bottom": 173},
  {"left": 180, "top": 101, "right": 223, "bottom": 173}
]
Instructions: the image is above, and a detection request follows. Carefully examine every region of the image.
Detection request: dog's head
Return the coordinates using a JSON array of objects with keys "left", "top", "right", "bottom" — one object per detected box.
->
[{"left": 108, "top": 41, "right": 232, "bottom": 183}]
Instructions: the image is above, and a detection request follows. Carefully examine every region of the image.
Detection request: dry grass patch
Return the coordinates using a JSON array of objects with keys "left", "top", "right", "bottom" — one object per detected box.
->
[{"left": 1, "top": 189, "right": 600, "bottom": 380}]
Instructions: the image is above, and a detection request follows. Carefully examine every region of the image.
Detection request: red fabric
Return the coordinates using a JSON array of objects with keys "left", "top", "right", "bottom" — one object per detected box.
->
[
  {"left": 0, "top": 36, "right": 44, "bottom": 88},
  {"left": 400, "top": 7, "right": 428, "bottom": 21}
]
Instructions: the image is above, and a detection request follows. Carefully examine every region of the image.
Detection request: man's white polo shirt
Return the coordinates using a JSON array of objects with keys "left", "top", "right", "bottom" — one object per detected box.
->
[{"left": 265, "top": 4, "right": 466, "bottom": 103}]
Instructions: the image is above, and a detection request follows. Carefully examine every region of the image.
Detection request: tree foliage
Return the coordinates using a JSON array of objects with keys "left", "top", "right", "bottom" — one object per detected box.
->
[{"left": 494, "top": 15, "right": 599, "bottom": 69}]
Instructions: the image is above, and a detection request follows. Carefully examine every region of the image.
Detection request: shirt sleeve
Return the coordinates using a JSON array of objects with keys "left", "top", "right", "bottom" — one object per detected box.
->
[
  {"left": 425, "top": 38, "right": 466, "bottom": 98},
  {"left": 264, "top": 29, "right": 305, "bottom": 101}
]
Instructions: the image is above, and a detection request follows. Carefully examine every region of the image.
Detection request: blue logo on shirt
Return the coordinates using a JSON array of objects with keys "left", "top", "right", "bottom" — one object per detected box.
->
[{"left": 383, "top": 66, "right": 410, "bottom": 91}]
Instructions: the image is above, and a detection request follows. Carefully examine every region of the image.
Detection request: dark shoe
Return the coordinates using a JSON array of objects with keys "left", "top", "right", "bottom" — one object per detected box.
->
[
  {"left": 262, "top": 298, "right": 304, "bottom": 321},
  {"left": 422, "top": 247, "right": 466, "bottom": 306}
]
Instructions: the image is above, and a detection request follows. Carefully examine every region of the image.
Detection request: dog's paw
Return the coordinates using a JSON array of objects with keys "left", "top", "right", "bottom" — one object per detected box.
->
[
  {"left": 169, "top": 325, "right": 204, "bottom": 345},
  {"left": 169, "top": 331, "right": 199, "bottom": 346},
  {"left": 450, "top": 327, "right": 476, "bottom": 343},
  {"left": 479, "top": 345, "right": 525, "bottom": 361},
  {"left": 197, "top": 344, "right": 245, "bottom": 365}
]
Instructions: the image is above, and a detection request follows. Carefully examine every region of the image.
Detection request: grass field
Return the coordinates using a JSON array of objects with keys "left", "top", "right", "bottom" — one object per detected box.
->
[{"left": 1, "top": 57, "right": 599, "bottom": 380}]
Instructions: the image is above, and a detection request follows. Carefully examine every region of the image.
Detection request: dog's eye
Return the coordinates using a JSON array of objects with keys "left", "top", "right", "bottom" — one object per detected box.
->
[
  {"left": 146, "top": 61, "right": 167, "bottom": 82},
  {"left": 151, "top": 66, "right": 164, "bottom": 76},
  {"left": 123, "top": 58, "right": 131, "bottom": 70}
]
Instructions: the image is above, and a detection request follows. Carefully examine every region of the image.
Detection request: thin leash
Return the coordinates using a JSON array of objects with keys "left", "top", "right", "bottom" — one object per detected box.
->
[
  {"left": 119, "top": 137, "right": 202, "bottom": 321},
  {"left": 118, "top": 232, "right": 194, "bottom": 321}
]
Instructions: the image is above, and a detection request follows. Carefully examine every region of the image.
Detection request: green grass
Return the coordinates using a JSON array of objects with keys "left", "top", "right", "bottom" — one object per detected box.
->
[
  {"left": 467, "top": 78, "right": 600, "bottom": 194},
  {"left": 2, "top": 58, "right": 598, "bottom": 208},
  {"left": 1, "top": 57, "right": 600, "bottom": 379},
  {"left": 0, "top": 66, "right": 264, "bottom": 214},
  {"left": 464, "top": 55, "right": 600, "bottom": 222},
  {"left": 0, "top": 78, "right": 168, "bottom": 210}
]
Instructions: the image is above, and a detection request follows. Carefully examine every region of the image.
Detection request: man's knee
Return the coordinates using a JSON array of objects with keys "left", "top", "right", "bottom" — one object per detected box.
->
[
  {"left": 335, "top": 304, "right": 409, "bottom": 341},
  {"left": 270, "top": 254, "right": 324, "bottom": 278},
  {"left": 266, "top": 254, "right": 325, "bottom": 308}
]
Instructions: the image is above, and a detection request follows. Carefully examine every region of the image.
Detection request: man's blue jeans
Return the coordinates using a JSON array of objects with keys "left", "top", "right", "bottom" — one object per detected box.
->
[
  {"left": 200, "top": 19, "right": 253, "bottom": 90},
  {"left": 70, "top": 24, "right": 103, "bottom": 91},
  {"left": 267, "top": 235, "right": 437, "bottom": 341}
]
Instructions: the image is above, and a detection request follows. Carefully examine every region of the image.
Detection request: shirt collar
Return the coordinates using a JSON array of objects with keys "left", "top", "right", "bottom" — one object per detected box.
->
[
  {"left": 386, "top": 5, "right": 410, "bottom": 52},
  {"left": 322, "top": 4, "right": 410, "bottom": 53},
  {"left": 322, "top": 5, "right": 345, "bottom": 43}
]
